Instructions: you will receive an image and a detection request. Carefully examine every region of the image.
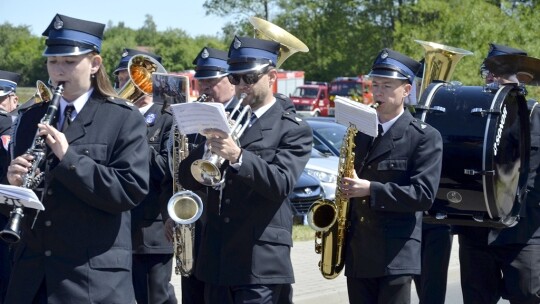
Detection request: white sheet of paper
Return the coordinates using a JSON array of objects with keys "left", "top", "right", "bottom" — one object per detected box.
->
[
  {"left": 334, "top": 96, "right": 378, "bottom": 137},
  {"left": 0, "top": 184, "right": 44, "bottom": 210},
  {"left": 170, "top": 102, "right": 231, "bottom": 135}
]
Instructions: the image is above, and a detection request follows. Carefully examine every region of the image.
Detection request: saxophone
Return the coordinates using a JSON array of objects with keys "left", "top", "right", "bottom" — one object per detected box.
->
[
  {"left": 167, "top": 94, "right": 207, "bottom": 276},
  {"left": 307, "top": 124, "right": 358, "bottom": 279}
]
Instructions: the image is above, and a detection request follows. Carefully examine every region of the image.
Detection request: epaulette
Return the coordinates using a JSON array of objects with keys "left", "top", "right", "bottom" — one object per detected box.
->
[
  {"left": 411, "top": 119, "right": 429, "bottom": 134},
  {"left": 282, "top": 111, "right": 302, "bottom": 125},
  {"left": 105, "top": 96, "right": 135, "bottom": 110}
]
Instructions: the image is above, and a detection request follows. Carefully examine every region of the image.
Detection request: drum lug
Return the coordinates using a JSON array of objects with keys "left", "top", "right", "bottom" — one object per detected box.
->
[
  {"left": 472, "top": 213, "right": 484, "bottom": 222},
  {"left": 470, "top": 108, "right": 500, "bottom": 117},
  {"left": 464, "top": 169, "right": 495, "bottom": 176}
]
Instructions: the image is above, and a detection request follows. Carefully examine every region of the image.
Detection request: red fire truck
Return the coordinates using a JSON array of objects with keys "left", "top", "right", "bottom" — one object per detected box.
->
[
  {"left": 289, "top": 81, "right": 330, "bottom": 117},
  {"left": 328, "top": 76, "right": 373, "bottom": 116}
]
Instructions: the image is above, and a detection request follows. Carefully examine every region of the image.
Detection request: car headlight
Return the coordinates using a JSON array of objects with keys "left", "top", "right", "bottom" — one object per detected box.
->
[{"left": 304, "top": 169, "right": 337, "bottom": 183}]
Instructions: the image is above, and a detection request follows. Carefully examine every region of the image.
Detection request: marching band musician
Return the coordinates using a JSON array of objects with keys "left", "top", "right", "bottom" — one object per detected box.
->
[
  {"left": 338, "top": 49, "right": 443, "bottom": 303},
  {"left": 0, "top": 70, "right": 19, "bottom": 304},
  {"left": 177, "top": 36, "right": 313, "bottom": 304},
  {"left": 456, "top": 43, "right": 540, "bottom": 304},
  {"left": 163, "top": 46, "right": 235, "bottom": 304},
  {"left": 3, "top": 14, "right": 149, "bottom": 303},
  {"left": 114, "top": 48, "right": 177, "bottom": 304}
]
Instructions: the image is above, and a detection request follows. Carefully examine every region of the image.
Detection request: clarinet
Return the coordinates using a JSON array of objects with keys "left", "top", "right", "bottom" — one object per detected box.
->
[{"left": 0, "top": 82, "right": 64, "bottom": 244}]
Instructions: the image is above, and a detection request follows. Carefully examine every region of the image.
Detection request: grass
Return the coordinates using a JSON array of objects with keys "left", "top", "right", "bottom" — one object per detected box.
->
[{"left": 293, "top": 224, "right": 315, "bottom": 242}]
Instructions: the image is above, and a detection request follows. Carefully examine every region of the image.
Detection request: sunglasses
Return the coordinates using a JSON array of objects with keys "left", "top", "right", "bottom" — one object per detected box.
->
[{"left": 227, "top": 68, "right": 269, "bottom": 85}]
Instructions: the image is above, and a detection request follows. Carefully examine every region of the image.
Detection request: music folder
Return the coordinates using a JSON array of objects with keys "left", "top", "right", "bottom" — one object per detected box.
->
[
  {"left": 169, "top": 102, "right": 231, "bottom": 135},
  {"left": 334, "top": 96, "right": 378, "bottom": 137},
  {"left": 0, "top": 184, "right": 44, "bottom": 211}
]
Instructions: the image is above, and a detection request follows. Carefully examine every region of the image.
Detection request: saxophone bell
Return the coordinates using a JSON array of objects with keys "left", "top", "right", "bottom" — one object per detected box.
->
[
  {"left": 167, "top": 190, "right": 203, "bottom": 225},
  {"left": 307, "top": 199, "right": 337, "bottom": 232}
]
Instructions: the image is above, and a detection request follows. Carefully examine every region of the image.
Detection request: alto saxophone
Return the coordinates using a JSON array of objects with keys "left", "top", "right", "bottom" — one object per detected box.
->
[
  {"left": 307, "top": 124, "right": 358, "bottom": 279},
  {"left": 167, "top": 94, "right": 207, "bottom": 276},
  {"left": 0, "top": 82, "right": 64, "bottom": 244}
]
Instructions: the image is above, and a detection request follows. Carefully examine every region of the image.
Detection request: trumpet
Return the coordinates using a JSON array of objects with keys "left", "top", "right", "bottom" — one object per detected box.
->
[
  {"left": 190, "top": 93, "right": 251, "bottom": 186},
  {"left": 0, "top": 82, "right": 64, "bottom": 244}
]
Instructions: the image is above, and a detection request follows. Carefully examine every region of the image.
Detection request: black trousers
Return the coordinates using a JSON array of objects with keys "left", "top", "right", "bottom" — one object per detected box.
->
[
  {"left": 132, "top": 253, "right": 177, "bottom": 304},
  {"left": 204, "top": 283, "right": 291, "bottom": 304},
  {"left": 181, "top": 275, "right": 205, "bottom": 304},
  {"left": 347, "top": 275, "right": 413, "bottom": 304},
  {"left": 413, "top": 224, "right": 453, "bottom": 304},
  {"left": 459, "top": 230, "right": 540, "bottom": 304}
]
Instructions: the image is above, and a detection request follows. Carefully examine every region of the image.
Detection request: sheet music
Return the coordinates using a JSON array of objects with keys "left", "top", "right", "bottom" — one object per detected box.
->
[
  {"left": 0, "top": 184, "right": 44, "bottom": 211},
  {"left": 170, "top": 102, "right": 231, "bottom": 135},
  {"left": 334, "top": 96, "right": 378, "bottom": 137}
]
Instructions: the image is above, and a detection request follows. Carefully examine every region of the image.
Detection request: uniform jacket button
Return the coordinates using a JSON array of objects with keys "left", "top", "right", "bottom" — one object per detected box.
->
[
  {"left": 367, "top": 165, "right": 371, "bottom": 169},
  {"left": 69, "top": 164, "right": 76, "bottom": 170},
  {"left": 44, "top": 250, "right": 52, "bottom": 257},
  {"left": 361, "top": 199, "right": 367, "bottom": 205},
  {"left": 227, "top": 180, "right": 233, "bottom": 185},
  {"left": 223, "top": 217, "right": 230, "bottom": 223},
  {"left": 83, "top": 149, "right": 89, "bottom": 155},
  {"left": 44, "top": 220, "right": 52, "bottom": 227},
  {"left": 47, "top": 188, "right": 54, "bottom": 196},
  {"left": 224, "top": 199, "right": 230, "bottom": 204}
]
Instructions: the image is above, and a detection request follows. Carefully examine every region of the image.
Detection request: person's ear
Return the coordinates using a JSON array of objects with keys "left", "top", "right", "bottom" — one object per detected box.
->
[
  {"left": 403, "top": 83, "right": 412, "bottom": 97},
  {"left": 90, "top": 55, "right": 102, "bottom": 75}
]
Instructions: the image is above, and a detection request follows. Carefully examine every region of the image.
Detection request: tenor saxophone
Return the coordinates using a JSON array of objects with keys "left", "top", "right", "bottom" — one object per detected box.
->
[
  {"left": 167, "top": 94, "right": 207, "bottom": 276},
  {"left": 307, "top": 124, "right": 358, "bottom": 279}
]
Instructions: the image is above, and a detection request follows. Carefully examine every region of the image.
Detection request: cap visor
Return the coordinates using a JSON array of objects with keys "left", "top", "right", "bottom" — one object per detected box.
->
[
  {"left": 227, "top": 63, "right": 270, "bottom": 74},
  {"left": 194, "top": 71, "right": 229, "bottom": 79},
  {"left": 43, "top": 46, "right": 93, "bottom": 57},
  {"left": 369, "top": 69, "right": 408, "bottom": 81}
]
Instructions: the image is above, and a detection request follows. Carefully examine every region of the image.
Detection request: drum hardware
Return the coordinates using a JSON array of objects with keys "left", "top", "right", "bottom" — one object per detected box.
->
[
  {"left": 435, "top": 213, "right": 447, "bottom": 220},
  {"left": 472, "top": 214, "right": 485, "bottom": 222},
  {"left": 464, "top": 169, "right": 495, "bottom": 176},
  {"left": 471, "top": 107, "right": 500, "bottom": 117}
]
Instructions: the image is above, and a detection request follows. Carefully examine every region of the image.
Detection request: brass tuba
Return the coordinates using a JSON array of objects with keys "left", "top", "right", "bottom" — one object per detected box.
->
[
  {"left": 249, "top": 16, "right": 309, "bottom": 68},
  {"left": 117, "top": 54, "right": 167, "bottom": 103},
  {"left": 415, "top": 40, "right": 473, "bottom": 97}
]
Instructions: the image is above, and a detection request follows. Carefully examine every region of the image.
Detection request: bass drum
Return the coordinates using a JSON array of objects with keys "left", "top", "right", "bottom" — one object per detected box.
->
[{"left": 414, "top": 82, "right": 530, "bottom": 228}]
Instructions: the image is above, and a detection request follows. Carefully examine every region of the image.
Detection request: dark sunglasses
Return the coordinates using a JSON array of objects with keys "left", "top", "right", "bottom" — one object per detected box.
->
[{"left": 227, "top": 68, "right": 269, "bottom": 85}]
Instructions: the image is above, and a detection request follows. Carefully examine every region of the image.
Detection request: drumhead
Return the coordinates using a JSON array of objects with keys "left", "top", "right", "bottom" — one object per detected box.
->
[{"left": 414, "top": 82, "right": 529, "bottom": 227}]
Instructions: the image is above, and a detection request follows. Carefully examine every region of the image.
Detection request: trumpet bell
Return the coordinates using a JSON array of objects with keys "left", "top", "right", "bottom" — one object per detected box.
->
[
  {"left": 249, "top": 16, "right": 309, "bottom": 68},
  {"left": 190, "top": 159, "right": 222, "bottom": 187},
  {"left": 167, "top": 190, "right": 203, "bottom": 225},
  {"left": 117, "top": 54, "right": 167, "bottom": 103}
]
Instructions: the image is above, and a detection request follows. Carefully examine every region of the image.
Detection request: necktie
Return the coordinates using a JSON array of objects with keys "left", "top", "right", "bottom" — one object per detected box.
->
[
  {"left": 378, "top": 124, "right": 384, "bottom": 137},
  {"left": 248, "top": 113, "right": 257, "bottom": 127},
  {"left": 61, "top": 105, "right": 75, "bottom": 132}
]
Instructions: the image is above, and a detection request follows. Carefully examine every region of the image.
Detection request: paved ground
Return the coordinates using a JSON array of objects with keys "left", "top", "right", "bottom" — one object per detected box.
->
[{"left": 170, "top": 236, "right": 510, "bottom": 303}]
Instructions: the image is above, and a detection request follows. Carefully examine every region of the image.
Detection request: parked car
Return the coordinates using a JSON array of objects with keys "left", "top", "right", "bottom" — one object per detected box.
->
[
  {"left": 306, "top": 117, "right": 347, "bottom": 157},
  {"left": 288, "top": 172, "right": 324, "bottom": 224},
  {"left": 304, "top": 148, "right": 339, "bottom": 201}
]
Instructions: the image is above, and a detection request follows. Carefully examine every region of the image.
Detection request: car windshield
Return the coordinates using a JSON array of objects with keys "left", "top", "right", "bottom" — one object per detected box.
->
[
  {"left": 329, "top": 82, "right": 362, "bottom": 96},
  {"left": 292, "top": 87, "right": 319, "bottom": 98},
  {"left": 311, "top": 122, "right": 347, "bottom": 155}
]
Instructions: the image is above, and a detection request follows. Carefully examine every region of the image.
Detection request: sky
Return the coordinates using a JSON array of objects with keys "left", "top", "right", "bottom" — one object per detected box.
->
[{"left": 1, "top": 0, "right": 232, "bottom": 37}]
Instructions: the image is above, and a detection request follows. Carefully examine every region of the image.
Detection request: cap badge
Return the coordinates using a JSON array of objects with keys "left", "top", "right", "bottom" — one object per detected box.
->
[
  {"left": 122, "top": 50, "right": 129, "bottom": 58},
  {"left": 233, "top": 37, "right": 242, "bottom": 49},
  {"left": 201, "top": 48, "right": 209, "bottom": 59},
  {"left": 381, "top": 50, "right": 389, "bottom": 60},
  {"left": 53, "top": 16, "right": 64, "bottom": 30}
]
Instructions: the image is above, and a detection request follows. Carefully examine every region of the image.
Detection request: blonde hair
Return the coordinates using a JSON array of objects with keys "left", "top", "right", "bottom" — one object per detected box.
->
[{"left": 89, "top": 52, "right": 119, "bottom": 98}]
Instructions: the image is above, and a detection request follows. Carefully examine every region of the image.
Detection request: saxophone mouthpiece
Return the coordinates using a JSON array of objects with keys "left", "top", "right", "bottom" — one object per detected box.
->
[{"left": 371, "top": 102, "right": 381, "bottom": 109}]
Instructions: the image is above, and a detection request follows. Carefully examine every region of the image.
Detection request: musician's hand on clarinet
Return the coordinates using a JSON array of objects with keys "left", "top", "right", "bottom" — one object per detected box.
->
[
  {"left": 339, "top": 170, "right": 371, "bottom": 199},
  {"left": 38, "top": 123, "right": 69, "bottom": 160},
  {"left": 7, "top": 154, "right": 35, "bottom": 186},
  {"left": 204, "top": 128, "right": 242, "bottom": 164}
]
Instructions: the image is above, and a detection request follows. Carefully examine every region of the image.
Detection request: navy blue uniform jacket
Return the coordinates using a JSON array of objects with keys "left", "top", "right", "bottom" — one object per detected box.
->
[
  {"left": 3, "top": 93, "right": 149, "bottom": 304},
  {"left": 178, "top": 100, "right": 312, "bottom": 285},
  {"left": 345, "top": 110, "right": 443, "bottom": 278}
]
